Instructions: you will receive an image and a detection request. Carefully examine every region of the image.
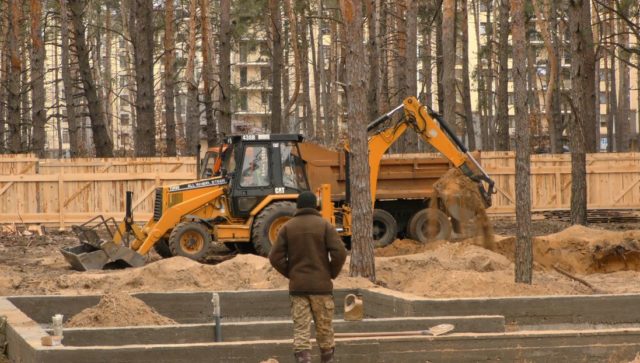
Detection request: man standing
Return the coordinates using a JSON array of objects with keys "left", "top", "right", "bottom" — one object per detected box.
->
[{"left": 269, "top": 191, "right": 347, "bottom": 363}]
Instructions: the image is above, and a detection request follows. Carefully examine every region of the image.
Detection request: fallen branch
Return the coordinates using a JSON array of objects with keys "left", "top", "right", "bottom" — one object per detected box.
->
[{"left": 553, "top": 264, "right": 603, "bottom": 293}]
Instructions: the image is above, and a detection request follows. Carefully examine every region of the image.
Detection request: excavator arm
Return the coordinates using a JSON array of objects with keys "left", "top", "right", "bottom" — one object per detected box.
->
[{"left": 366, "top": 96, "right": 495, "bottom": 207}]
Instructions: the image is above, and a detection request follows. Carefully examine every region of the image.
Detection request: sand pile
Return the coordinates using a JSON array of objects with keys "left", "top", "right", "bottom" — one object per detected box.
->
[
  {"left": 491, "top": 225, "right": 640, "bottom": 274},
  {"left": 53, "top": 254, "right": 375, "bottom": 294},
  {"left": 374, "top": 242, "right": 591, "bottom": 298},
  {"left": 65, "top": 293, "right": 176, "bottom": 327},
  {"left": 375, "top": 239, "right": 446, "bottom": 257}
]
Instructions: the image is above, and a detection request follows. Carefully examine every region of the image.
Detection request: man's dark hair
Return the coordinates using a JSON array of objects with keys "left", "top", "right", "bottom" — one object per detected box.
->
[{"left": 297, "top": 191, "right": 317, "bottom": 209}]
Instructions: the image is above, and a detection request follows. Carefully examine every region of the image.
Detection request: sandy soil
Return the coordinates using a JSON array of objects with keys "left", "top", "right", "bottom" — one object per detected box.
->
[
  {"left": 66, "top": 292, "right": 177, "bottom": 328},
  {"left": 1, "top": 220, "right": 640, "bottom": 300}
]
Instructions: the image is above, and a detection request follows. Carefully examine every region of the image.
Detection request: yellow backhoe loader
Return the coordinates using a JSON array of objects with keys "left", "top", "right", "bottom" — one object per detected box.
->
[{"left": 61, "top": 96, "right": 494, "bottom": 270}]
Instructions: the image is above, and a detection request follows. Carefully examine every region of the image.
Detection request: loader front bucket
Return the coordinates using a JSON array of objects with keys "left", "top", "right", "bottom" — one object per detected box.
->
[{"left": 62, "top": 215, "right": 146, "bottom": 271}]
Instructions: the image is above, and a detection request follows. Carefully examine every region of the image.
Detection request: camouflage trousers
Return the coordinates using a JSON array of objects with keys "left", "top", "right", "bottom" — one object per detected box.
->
[{"left": 290, "top": 294, "right": 335, "bottom": 352}]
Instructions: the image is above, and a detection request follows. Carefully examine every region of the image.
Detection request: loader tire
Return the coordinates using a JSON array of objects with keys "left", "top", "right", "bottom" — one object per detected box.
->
[
  {"left": 408, "top": 209, "right": 452, "bottom": 243},
  {"left": 252, "top": 201, "right": 296, "bottom": 256},
  {"left": 153, "top": 238, "right": 173, "bottom": 258},
  {"left": 168, "top": 222, "right": 212, "bottom": 261},
  {"left": 372, "top": 209, "right": 397, "bottom": 248}
]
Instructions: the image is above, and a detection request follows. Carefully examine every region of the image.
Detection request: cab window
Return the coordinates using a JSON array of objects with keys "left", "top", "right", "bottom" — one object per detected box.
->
[
  {"left": 240, "top": 146, "right": 269, "bottom": 187},
  {"left": 281, "top": 142, "right": 309, "bottom": 190}
]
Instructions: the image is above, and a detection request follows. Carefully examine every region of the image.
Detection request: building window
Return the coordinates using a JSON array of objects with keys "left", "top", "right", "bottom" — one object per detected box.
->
[
  {"left": 239, "top": 42, "right": 249, "bottom": 62},
  {"left": 121, "top": 133, "right": 130, "bottom": 146},
  {"left": 121, "top": 113, "right": 130, "bottom": 125},
  {"left": 261, "top": 91, "right": 271, "bottom": 108},
  {"left": 240, "top": 67, "right": 248, "bottom": 86},
  {"left": 260, "top": 67, "right": 271, "bottom": 86},
  {"left": 240, "top": 92, "right": 248, "bottom": 111},
  {"left": 259, "top": 43, "right": 269, "bottom": 61},
  {"left": 119, "top": 56, "right": 126, "bottom": 68},
  {"left": 599, "top": 91, "right": 607, "bottom": 104},
  {"left": 62, "top": 129, "right": 69, "bottom": 144},
  {"left": 119, "top": 76, "right": 127, "bottom": 88}
]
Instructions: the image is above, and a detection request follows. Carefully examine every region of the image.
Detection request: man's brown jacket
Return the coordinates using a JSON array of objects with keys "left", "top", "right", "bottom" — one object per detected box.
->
[{"left": 268, "top": 208, "right": 347, "bottom": 295}]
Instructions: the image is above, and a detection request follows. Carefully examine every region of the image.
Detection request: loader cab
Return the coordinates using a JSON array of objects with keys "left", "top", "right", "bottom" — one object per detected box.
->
[{"left": 223, "top": 134, "right": 309, "bottom": 218}]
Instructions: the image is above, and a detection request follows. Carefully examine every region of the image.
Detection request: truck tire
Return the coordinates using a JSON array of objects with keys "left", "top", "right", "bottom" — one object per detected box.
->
[
  {"left": 252, "top": 201, "right": 297, "bottom": 256},
  {"left": 168, "top": 222, "right": 212, "bottom": 261},
  {"left": 153, "top": 238, "right": 173, "bottom": 258},
  {"left": 408, "top": 209, "right": 452, "bottom": 243},
  {"left": 372, "top": 209, "right": 397, "bottom": 248}
]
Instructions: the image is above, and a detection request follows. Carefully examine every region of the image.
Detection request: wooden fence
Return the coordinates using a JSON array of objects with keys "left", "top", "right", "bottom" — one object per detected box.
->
[
  {"left": 1, "top": 152, "right": 640, "bottom": 227},
  {"left": 482, "top": 151, "right": 640, "bottom": 214},
  {"left": 0, "top": 154, "right": 196, "bottom": 228}
]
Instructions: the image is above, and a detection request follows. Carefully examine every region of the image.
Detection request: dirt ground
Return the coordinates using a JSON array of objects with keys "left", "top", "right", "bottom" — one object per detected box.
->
[
  {"left": 4, "top": 219, "right": 640, "bottom": 361},
  {"left": 2, "top": 218, "right": 640, "bottom": 300}
]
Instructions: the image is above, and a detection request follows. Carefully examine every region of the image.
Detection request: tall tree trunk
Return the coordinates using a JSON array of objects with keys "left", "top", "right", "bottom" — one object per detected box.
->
[
  {"left": 105, "top": 6, "right": 114, "bottom": 143},
  {"left": 460, "top": 0, "right": 476, "bottom": 150},
  {"left": 0, "top": 10, "right": 7, "bottom": 154},
  {"left": 54, "top": 24, "right": 62, "bottom": 158},
  {"left": 200, "top": 0, "right": 217, "bottom": 147},
  {"left": 441, "top": 0, "right": 457, "bottom": 133},
  {"left": 367, "top": 0, "right": 378, "bottom": 121},
  {"left": 297, "top": 2, "right": 313, "bottom": 138},
  {"left": 580, "top": 0, "right": 596, "bottom": 153},
  {"left": 30, "top": 0, "right": 46, "bottom": 157},
  {"left": 421, "top": 2, "right": 433, "bottom": 109},
  {"left": 219, "top": 0, "right": 232, "bottom": 137},
  {"left": 69, "top": 0, "right": 114, "bottom": 157},
  {"left": 495, "top": 0, "right": 510, "bottom": 150},
  {"left": 132, "top": 0, "right": 156, "bottom": 156},
  {"left": 317, "top": 0, "right": 331, "bottom": 144},
  {"left": 340, "top": 0, "right": 375, "bottom": 282},
  {"left": 268, "top": 0, "right": 283, "bottom": 133},
  {"left": 164, "top": 0, "right": 177, "bottom": 156},
  {"left": 511, "top": 0, "right": 531, "bottom": 284},
  {"left": 616, "top": 14, "right": 630, "bottom": 152},
  {"left": 185, "top": 0, "right": 199, "bottom": 156},
  {"left": 435, "top": 6, "right": 444, "bottom": 112},
  {"left": 60, "top": 0, "right": 79, "bottom": 157},
  {"left": 7, "top": 0, "right": 22, "bottom": 153},
  {"left": 378, "top": 0, "right": 389, "bottom": 114},
  {"left": 472, "top": 0, "right": 489, "bottom": 149},
  {"left": 404, "top": 0, "right": 419, "bottom": 152},
  {"left": 606, "top": 8, "right": 616, "bottom": 152},
  {"left": 549, "top": 0, "right": 563, "bottom": 152},
  {"left": 568, "top": 0, "right": 588, "bottom": 225},
  {"left": 309, "top": 12, "right": 324, "bottom": 141},
  {"left": 283, "top": 0, "right": 301, "bottom": 126},
  {"left": 21, "top": 37, "right": 30, "bottom": 151},
  {"left": 533, "top": 0, "right": 561, "bottom": 153}
]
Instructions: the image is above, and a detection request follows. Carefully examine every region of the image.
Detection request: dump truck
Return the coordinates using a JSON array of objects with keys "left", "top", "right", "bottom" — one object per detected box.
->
[{"left": 61, "top": 96, "right": 494, "bottom": 270}]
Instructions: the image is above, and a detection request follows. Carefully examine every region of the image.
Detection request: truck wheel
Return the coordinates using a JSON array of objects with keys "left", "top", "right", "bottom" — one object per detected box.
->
[
  {"left": 252, "top": 201, "right": 296, "bottom": 256},
  {"left": 372, "top": 209, "right": 397, "bottom": 248},
  {"left": 408, "top": 209, "right": 452, "bottom": 243},
  {"left": 168, "top": 222, "right": 212, "bottom": 261},
  {"left": 153, "top": 238, "right": 173, "bottom": 258}
]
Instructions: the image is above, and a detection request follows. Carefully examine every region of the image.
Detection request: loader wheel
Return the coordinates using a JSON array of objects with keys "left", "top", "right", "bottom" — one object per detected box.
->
[
  {"left": 408, "top": 209, "right": 452, "bottom": 243},
  {"left": 169, "top": 222, "right": 212, "bottom": 261},
  {"left": 372, "top": 209, "right": 397, "bottom": 248},
  {"left": 153, "top": 238, "right": 173, "bottom": 258},
  {"left": 252, "top": 201, "right": 296, "bottom": 256}
]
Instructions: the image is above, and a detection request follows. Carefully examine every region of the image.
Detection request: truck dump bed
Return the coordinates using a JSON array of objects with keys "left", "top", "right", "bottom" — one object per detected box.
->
[{"left": 299, "top": 143, "right": 478, "bottom": 201}]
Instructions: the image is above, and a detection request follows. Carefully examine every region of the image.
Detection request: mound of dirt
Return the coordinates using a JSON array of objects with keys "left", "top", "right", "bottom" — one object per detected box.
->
[
  {"left": 375, "top": 239, "right": 446, "bottom": 257},
  {"left": 65, "top": 293, "right": 177, "bottom": 327},
  {"left": 492, "top": 225, "right": 640, "bottom": 274},
  {"left": 374, "top": 242, "right": 591, "bottom": 298}
]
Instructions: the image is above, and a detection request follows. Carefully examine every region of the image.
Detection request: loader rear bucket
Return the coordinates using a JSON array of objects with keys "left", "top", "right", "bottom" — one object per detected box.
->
[{"left": 62, "top": 216, "right": 146, "bottom": 271}]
